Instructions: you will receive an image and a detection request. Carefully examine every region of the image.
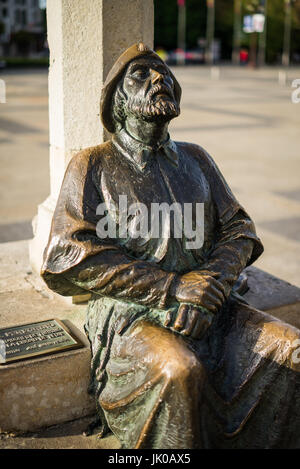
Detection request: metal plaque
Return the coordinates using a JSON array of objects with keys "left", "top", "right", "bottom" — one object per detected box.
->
[{"left": 0, "top": 319, "right": 84, "bottom": 365}]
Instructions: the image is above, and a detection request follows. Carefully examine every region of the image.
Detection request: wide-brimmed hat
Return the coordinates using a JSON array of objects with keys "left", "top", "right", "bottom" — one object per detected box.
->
[{"left": 100, "top": 42, "right": 182, "bottom": 133}]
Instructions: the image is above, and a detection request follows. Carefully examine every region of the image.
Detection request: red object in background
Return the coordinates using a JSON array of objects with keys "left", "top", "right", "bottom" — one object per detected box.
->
[
  {"left": 178, "top": 0, "right": 185, "bottom": 6},
  {"left": 240, "top": 49, "right": 249, "bottom": 64}
]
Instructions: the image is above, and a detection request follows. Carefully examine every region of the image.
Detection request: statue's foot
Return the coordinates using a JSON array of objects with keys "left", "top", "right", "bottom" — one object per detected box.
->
[{"left": 83, "top": 416, "right": 110, "bottom": 438}]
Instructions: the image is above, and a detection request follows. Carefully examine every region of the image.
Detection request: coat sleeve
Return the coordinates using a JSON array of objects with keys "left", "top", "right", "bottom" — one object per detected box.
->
[
  {"left": 191, "top": 144, "right": 264, "bottom": 298},
  {"left": 41, "top": 145, "right": 177, "bottom": 309}
]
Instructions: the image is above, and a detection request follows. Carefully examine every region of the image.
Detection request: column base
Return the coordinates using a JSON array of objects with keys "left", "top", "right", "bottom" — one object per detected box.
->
[{"left": 29, "top": 195, "right": 56, "bottom": 275}]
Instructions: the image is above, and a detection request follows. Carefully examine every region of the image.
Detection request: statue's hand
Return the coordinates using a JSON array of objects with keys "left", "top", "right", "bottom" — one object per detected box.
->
[
  {"left": 164, "top": 303, "right": 214, "bottom": 340},
  {"left": 172, "top": 270, "right": 226, "bottom": 313}
]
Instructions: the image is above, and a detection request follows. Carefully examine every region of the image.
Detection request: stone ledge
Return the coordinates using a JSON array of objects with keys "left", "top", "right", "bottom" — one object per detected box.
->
[
  {"left": 0, "top": 321, "right": 95, "bottom": 433},
  {"left": 244, "top": 266, "right": 300, "bottom": 330}
]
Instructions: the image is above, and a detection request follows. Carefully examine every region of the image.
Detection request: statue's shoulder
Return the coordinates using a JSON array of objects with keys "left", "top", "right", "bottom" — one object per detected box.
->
[
  {"left": 66, "top": 140, "right": 114, "bottom": 174},
  {"left": 174, "top": 141, "right": 214, "bottom": 167}
]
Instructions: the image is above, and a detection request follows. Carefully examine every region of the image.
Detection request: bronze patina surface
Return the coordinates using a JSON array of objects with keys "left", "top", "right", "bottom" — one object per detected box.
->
[
  {"left": 41, "top": 43, "right": 300, "bottom": 448},
  {"left": 0, "top": 319, "right": 83, "bottom": 364}
]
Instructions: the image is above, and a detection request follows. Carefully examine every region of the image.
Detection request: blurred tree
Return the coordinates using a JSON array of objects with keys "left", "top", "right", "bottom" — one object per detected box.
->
[
  {"left": 154, "top": 0, "right": 206, "bottom": 50},
  {"left": 290, "top": 1, "right": 300, "bottom": 62},
  {"left": 154, "top": 0, "right": 178, "bottom": 50},
  {"left": 262, "top": 0, "right": 285, "bottom": 63},
  {"left": 215, "top": 0, "right": 234, "bottom": 59},
  {"left": 186, "top": 0, "right": 207, "bottom": 48},
  {"left": 241, "top": 0, "right": 300, "bottom": 63},
  {"left": 154, "top": 0, "right": 300, "bottom": 63},
  {"left": 154, "top": 0, "right": 235, "bottom": 58}
]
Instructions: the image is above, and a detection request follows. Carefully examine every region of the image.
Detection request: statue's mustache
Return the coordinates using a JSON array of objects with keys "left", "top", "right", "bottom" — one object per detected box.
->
[
  {"left": 147, "top": 84, "right": 175, "bottom": 102},
  {"left": 125, "top": 85, "right": 179, "bottom": 119}
]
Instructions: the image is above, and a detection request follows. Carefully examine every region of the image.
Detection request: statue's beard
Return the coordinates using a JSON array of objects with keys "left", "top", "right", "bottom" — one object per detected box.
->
[{"left": 125, "top": 84, "right": 180, "bottom": 121}]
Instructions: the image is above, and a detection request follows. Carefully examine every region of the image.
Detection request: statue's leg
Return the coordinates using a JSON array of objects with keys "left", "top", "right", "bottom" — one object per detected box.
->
[
  {"left": 198, "top": 299, "right": 300, "bottom": 448},
  {"left": 98, "top": 319, "right": 206, "bottom": 449}
]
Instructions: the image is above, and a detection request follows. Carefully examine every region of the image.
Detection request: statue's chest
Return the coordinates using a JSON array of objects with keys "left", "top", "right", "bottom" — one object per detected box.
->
[
  {"left": 99, "top": 152, "right": 212, "bottom": 211},
  {"left": 95, "top": 151, "right": 216, "bottom": 269}
]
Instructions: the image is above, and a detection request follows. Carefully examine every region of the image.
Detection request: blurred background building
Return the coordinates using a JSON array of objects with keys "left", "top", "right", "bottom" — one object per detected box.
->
[{"left": 0, "top": 0, "right": 46, "bottom": 59}]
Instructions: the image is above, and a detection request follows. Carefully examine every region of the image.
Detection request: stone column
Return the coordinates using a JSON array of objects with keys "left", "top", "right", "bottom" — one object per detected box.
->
[{"left": 29, "top": 0, "right": 154, "bottom": 273}]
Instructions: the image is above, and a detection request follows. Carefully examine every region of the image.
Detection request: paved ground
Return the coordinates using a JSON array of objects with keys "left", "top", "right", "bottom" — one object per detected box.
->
[
  {"left": 171, "top": 65, "right": 300, "bottom": 288},
  {"left": 0, "top": 65, "right": 299, "bottom": 287},
  {"left": 0, "top": 69, "right": 49, "bottom": 238},
  {"left": 0, "top": 415, "right": 120, "bottom": 449}
]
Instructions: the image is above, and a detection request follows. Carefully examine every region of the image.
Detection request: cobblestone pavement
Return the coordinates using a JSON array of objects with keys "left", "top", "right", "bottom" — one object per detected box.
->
[{"left": 0, "top": 65, "right": 300, "bottom": 286}]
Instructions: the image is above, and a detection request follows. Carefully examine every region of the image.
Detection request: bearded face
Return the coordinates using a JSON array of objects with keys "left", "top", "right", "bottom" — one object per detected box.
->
[
  {"left": 125, "top": 82, "right": 180, "bottom": 120},
  {"left": 112, "top": 57, "right": 180, "bottom": 127}
]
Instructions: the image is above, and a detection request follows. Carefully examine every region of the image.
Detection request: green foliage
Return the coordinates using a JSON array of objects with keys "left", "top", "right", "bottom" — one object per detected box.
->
[
  {"left": 215, "top": 0, "right": 234, "bottom": 59},
  {"left": 154, "top": 0, "right": 234, "bottom": 57},
  {"left": 0, "top": 57, "right": 49, "bottom": 67},
  {"left": 154, "top": 0, "right": 178, "bottom": 50},
  {"left": 154, "top": 0, "right": 207, "bottom": 50},
  {"left": 185, "top": 0, "right": 207, "bottom": 49},
  {"left": 264, "top": 0, "right": 285, "bottom": 63}
]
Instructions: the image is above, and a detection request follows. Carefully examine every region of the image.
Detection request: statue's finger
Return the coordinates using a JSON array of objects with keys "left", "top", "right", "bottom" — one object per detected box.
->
[
  {"left": 173, "top": 304, "right": 189, "bottom": 331},
  {"left": 181, "top": 309, "right": 198, "bottom": 336},
  {"left": 207, "top": 283, "right": 226, "bottom": 302},
  {"left": 190, "top": 317, "right": 209, "bottom": 340},
  {"left": 164, "top": 309, "right": 173, "bottom": 327},
  {"left": 198, "top": 298, "right": 218, "bottom": 313},
  {"left": 191, "top": 308, "right": 214, "bottom": 339},
  {"left": 207, "top": 277, "right": 226, "bottom": 297},
  {"left": 201, "top": 291, "right": 222, "bottom": 310}
]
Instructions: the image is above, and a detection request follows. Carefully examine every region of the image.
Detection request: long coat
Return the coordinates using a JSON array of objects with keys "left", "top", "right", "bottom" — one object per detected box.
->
[{"left": 41, "top": 134, "right": 300, "bottom": 448}]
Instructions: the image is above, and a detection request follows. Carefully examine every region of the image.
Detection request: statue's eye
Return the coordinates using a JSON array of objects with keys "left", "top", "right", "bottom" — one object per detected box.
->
[
  {"left": 156, "top": 68, "right": 167, "bottom": 75},
  {"left": 132, "top": 68, "right": 148, "bottom": 79}
]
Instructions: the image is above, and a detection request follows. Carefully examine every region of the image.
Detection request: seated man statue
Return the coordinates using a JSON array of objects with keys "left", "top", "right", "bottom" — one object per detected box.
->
[{"left": 41, "top": 43, "right": 300, "bottom": 449}]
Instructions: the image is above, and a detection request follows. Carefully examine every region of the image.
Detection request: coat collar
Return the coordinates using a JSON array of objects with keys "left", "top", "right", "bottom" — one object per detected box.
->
[{"left": 112, "top": 129, "right": 179, "bottom": 171}]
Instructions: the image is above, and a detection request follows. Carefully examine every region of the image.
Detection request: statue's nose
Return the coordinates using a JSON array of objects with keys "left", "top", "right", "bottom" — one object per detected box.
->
[{"left": 151, "top": 69, "right": 164, "bottom": 85}]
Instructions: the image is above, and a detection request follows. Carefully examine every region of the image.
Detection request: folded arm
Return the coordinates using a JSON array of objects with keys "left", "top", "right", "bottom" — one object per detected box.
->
[{"left": 45, "top": 246, "right": 177, "bottom": 309}]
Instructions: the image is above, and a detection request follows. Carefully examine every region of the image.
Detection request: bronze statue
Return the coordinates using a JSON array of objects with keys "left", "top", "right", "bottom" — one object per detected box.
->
[{"left": 41, "top": 43, "right": 300, "bottom": 448}]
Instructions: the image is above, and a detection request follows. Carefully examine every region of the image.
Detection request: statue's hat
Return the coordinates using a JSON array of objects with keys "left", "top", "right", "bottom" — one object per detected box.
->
[{"left": 100, "top": 42, "right": 182, "bottom": 133}]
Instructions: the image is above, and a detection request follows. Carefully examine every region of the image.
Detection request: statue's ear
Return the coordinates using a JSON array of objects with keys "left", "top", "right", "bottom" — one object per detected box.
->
[{"left": 110, "top": 83, "right": 127, "bottom": 131}]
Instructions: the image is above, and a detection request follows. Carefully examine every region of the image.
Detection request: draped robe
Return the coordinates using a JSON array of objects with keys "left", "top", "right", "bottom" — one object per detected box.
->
[{"left": 41, "top": 131, "right": 300, "bottom": 448}]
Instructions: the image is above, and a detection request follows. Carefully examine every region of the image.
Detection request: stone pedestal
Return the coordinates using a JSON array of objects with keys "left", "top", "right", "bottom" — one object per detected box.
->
[
  {"left": 0, "top": 240, "right": 95, "bottom": 433},
  {"left": 29, "top": 0, "right": 154, "bottom": 274},
  {"left": 0, "top": 322, "right": 95, "bottom": 433}
]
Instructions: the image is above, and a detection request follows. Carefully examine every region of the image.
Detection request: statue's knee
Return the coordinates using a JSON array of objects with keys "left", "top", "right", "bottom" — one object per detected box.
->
[
  {"left": 161, "top": 351, "right": 202, "bottom": 384},
  {"left": 262, "top": 319, "right": 300, "bottom": 346}
]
